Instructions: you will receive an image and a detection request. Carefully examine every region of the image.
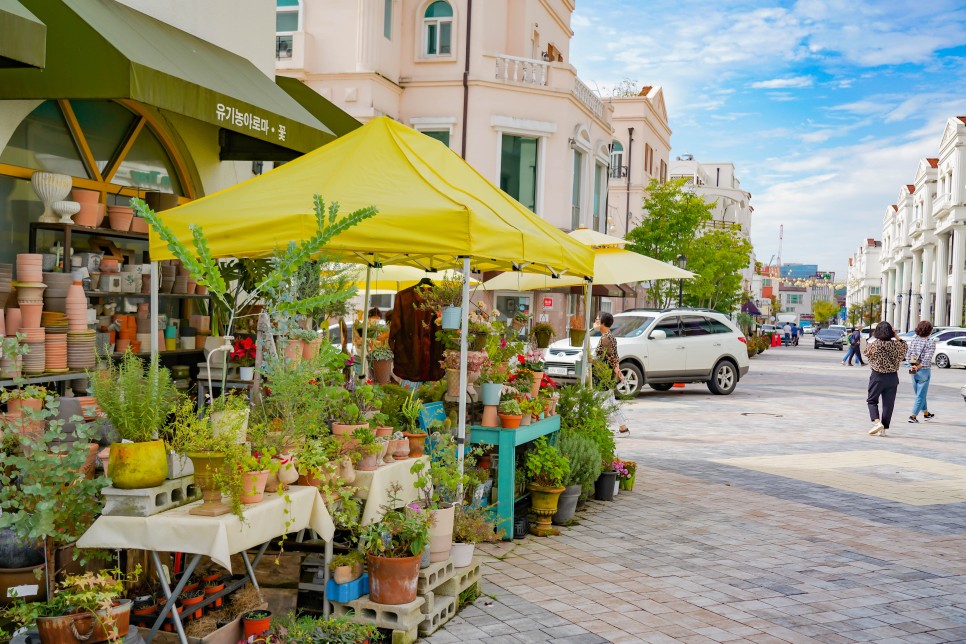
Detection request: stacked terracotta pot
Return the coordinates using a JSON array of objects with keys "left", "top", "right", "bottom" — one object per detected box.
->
[
  {"left": 107, "top": 205, "right": 134, "bottom": 232},
  {"left": 159, "top": 261, "right": 177, "bottom": 293},
  {"left": 67, "top": 330, "right": 96, "bottom": 370},
  {"left": 0, "top": 263, "right": 11, "bottom": 315},
  {"left": 42, "top": 312, "right": 69, "bottom": 372},
  {"left": 42, "top": 271, "right": 73, "bottom": 314},
  {"left": 114, "top": 315, "right": 137, "bottom": 353},
  {"left": 21, "top": 326, "right": 45, "bottom": 375},
  {"left": 70, "top": 189, "right": 104, "bottom": 228},
  {"left": 65, "top": 282, "right": 88, "bottom": 331}
]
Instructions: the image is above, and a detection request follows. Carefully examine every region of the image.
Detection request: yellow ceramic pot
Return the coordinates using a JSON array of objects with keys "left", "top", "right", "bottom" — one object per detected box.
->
[{"left": 108, "top": 440, "right": 168, "bottom": 489}]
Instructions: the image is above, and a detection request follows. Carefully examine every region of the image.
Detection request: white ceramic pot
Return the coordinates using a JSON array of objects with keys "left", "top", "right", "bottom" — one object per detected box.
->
[
  {"left": 211, "top": 408, "right": 250, "bottom": 444},
  {"left": 450, "top": 542, "right": 475, "bottom": 568},
  {"left": 53, "top": 200, "right": 81, "bottom": 225},
  {"left": 31, "top": 172, "right": 72, "bottom": 223},
  {"left": 239, "top": 366, "right": 255, "bottom": 381}
]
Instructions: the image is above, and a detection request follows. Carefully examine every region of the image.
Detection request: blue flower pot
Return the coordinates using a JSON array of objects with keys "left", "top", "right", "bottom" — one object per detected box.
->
[
  {"left": 481, "top": 382, "right": 503, "bottom": 406},
  {"left": 441, "top": 306, "right": 461, "bottom": 330}
]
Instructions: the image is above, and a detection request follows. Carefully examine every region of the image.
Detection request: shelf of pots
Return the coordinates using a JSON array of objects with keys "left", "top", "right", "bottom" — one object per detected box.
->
[
  {"left": 525, "top": 436, "right": 570, "bottom": 537},
  {"left": 0, "top": 396, "right": 109, "bottom": 600},
  {"left": 0, "top": 567, "right": 140, "bottom": 643},
  {"left": 358, "top": 483, "right": 432, "bottom": 605},
  {"left": 90, "top": 351, "right": 180, "bottom": 491}
]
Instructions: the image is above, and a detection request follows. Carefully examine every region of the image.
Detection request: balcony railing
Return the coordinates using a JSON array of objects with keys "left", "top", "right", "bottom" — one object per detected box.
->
[
  {"left": 609, "top": 165, "right": 627, "bottom": 179},
  {"left": 933, "top": 193, "right": 952, "bottom": 216},
  {"left": 572, "top": 78, "right": 604, "bottom": 119},
  {"left": 276, "top": 35, "right": 293, "bottom": 60},
  {"left": 494, "top": 54, "right": 549, "bottom": 86}
]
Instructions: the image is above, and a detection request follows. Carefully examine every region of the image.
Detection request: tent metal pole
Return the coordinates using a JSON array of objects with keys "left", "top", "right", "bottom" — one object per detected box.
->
[
  {"left": 456, "top": 256, "right": 471, "bottom": 499},
  {"left": 583, "top": 280, "right": 593, "bottom": 387},
  {"left": 360, "top": 265, "right": 372, "bottom": 379},
  {"left": 150, "top": 262, "right": 159, "bottom": 356}
]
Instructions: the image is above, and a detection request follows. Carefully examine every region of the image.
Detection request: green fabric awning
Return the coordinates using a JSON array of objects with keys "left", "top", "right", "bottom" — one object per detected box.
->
[
  {"left": 275, "top": 76, "right": 361, "bottom": 138},
  {"left": 0, "top": 0, "right": 334, "bottom": 153},
  {"left": 0, "top": 0, "right": 45, "bottom": 69}
]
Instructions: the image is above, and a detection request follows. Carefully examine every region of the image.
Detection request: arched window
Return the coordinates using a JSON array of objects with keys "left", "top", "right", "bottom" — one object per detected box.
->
[
  {"left": 423, "top": 1, "right": 453, "bottom": 56},
  {"left": 276, "top": 0, "right": 301, "bottom": 59},
  {"left": 609, "top": 141, "right": 624, "bottom": 178}
]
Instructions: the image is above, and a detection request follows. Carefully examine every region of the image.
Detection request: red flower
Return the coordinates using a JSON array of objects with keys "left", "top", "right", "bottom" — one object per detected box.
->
[{"left": 517, "top": 354, "right": 525, "bottom": 364}]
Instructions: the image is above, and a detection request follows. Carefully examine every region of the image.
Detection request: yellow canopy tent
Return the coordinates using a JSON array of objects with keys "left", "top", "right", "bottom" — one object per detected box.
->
[{"left": 146, "top": 116, "right": 595, "bottom": 493}]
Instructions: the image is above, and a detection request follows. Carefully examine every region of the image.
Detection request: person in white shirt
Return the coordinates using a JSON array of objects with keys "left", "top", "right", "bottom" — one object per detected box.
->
[{"left": 782, "top": 323, "right": 792, "bottom": 346}]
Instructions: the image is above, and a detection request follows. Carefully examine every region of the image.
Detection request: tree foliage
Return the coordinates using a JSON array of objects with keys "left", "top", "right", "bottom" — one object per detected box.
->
[
  {"left": 861, "top": 295, "right": 882, "bottom": 325},
  {"left": 681, "top": 228, "right": 753, "bottom": 312},
  {"left": 812, "top": 300, "right": 840, "bottom": 325},
  {"left": 625, "top": 178, "right": 714, "bottom": 307}
]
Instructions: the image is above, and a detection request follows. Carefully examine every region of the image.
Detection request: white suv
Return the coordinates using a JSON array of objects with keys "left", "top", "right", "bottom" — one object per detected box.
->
[{"left": 545, "top": 309, "right": 750, "bottom": 396}]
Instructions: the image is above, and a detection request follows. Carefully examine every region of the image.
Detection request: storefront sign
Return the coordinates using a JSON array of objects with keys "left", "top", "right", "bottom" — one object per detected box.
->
[
  {"left": 216, "top": 103, "right": 287, "bottom": 141},
  {"left": 543, "top": 297, "right": 553, "bottom": 308}
]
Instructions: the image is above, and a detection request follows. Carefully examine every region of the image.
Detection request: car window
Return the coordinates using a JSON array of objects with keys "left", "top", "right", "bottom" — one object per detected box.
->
[
  {"left": 651, "top": 316, "right": 681, "bottom": 338},
  {"left": 609, "top": 315, "right": 655, "bottom": 338},
  {"left": 949, "top": 339, "right": 964, "bottom": 347},
  {"left": 706, "top": 318, "right": 733, "bottom": 334},
  {"left": 681, "top": 316, "right": 711, "bottom": 336},
  {"left": 328, "top": 325, "right": 343, "bottom": 344}
]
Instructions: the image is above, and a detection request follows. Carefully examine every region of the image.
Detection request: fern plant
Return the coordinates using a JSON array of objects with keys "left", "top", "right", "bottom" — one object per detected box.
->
[{"left": 90, "top": 351, "right": 179, "bottom": 443}]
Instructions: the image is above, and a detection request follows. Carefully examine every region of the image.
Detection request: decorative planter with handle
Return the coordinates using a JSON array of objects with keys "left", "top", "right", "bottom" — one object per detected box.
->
[{"left": 36, "top": 598, "right": 132, "bottom": 643}]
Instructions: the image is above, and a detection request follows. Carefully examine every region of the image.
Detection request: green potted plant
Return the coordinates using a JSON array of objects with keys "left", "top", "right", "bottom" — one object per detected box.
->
[
  {"left": 416, "top": 274, "right": 464, "bottom": 329},
  {"left": 409, "top": 434, "right": 473, "bottom": 563},
  {"left": 167, "top": 400, "right": 243, "bottom": 518},
  {"left": 268, "top": 612, "right": 380, "bottom": 642},
  {"left": 451, "top": 503, "right": 502, "bottom": 567},
  {"left": 209, "top": 390, "right": 250, "bottom": 444},
  {"left": 1, "top": 567, "right": 139, "bottom": 642},
  {"left": 400, "top": 389, "right": 426, "bottom": 457},
  {"left": 553, "top": 431, "right": 602, "bottom": 525},
  {"left": 525, "top": 436, "right": 570, "bottom": 537},
  {"left": 358, "top": 484, "right": 431, "bottom": 605},
  {"left": 239, "top": 447, "right": 277, "bottom": 504},
  {"left": 531, "top": 322, "right": 556, "bottom": 349},
  {"left": 512, "top": 311, "right": 530, "bottom": 331},
  {"left": 557, "top": 384, "right": 617, "bottom": 502},
  {"left": 242, "top": 608, "right": 273, "bottom": 640},
  {"left": 351, "top": 426, "right": 382, "bottom": 471},
  {"left": 518, "top": 396, "right": 544, "bottom": 427},
  {"left": 497, "top": 399, "right": 523, "bottom": 429},
  {"left": 0, "top": 384, "right": 48, "bottom": 415},
  {"left": 90, "top": 351, "right": 179, "bottom": 489},
  {"left": 230, "top": 336, "right": 257, "bottom": 381},
  {"left": 369, "top": 344, "right": 394, "bottom": 385},
  {"left": 295, "top": 436, "right": 344, "bottom": 488},
  {"left": 329, "top": 550, "right": 364, "bottom": 585}
]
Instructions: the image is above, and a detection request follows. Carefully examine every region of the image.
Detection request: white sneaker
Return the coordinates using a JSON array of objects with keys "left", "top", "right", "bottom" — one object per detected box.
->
[{"left": 869, "top": 421, "right": 884, "bottom": 435}]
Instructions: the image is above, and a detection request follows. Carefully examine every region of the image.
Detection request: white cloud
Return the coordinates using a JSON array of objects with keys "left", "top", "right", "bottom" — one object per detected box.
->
[{"left": 750, "top": 76, "right": 814, "bottom": 89}]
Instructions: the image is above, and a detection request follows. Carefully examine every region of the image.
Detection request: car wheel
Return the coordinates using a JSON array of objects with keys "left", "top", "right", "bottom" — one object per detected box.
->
[
  {"left": 617, "top": 362, "right": 643, "bottom": 397},
  {"left": 650, "top": 383, "right": 673, "bottom": 391},
  {"left": 814, "top": 344, "right": 819, "bottom": 349},
  {"left": 707, "top": 360, "right": 738, "bottom": 395},
  {"left": 838, "top": 346, "right": 843, "bottom": 351},
  {"left": 936, "top": 353, "right": 950, "bottom": 369}
]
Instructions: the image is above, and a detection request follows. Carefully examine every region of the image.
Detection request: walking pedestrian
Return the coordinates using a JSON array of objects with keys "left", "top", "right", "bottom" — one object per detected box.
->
[
  {"left": 593, "top": 312, "right": 630, "bottom": 435},
  {"left": 906, "top": 320, "right": 936, "bottom": 423},
  {"left": 790, "top": 323, "right": 799, "bottom": 346},
  {"left": 866, "top": 321, "right": 907, "bottom": 437},
  {"left": 783, "top": 322, "right": 792, "bottom": 346},
  {"left": 842, "top": 326, "right": 866, "bottom": 366}
]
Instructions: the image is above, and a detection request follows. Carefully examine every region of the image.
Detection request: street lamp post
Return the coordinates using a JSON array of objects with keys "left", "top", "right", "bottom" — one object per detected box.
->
[
  {"left": 896, "top": 294, "right": 903, "bottom": 330},
  {"left": 906, "top": 288, "right": 912, "bottom": 331},
  {"left": 676, "top": 255, "right": 687, "bottom": 307}
]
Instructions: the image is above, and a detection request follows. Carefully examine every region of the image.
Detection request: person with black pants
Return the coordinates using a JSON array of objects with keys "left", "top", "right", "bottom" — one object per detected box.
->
[{"left": 865, "top": 321, "right": 907, "bottom": 437}]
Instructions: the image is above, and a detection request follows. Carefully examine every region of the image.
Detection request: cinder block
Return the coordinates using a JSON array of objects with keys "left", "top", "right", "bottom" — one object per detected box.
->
[
  {"left": 416, "top": 558, "right": 455, "bottom": 594},
  {"left": 417, "top": 593, "right": 456, "bottom": 636},
  {"left": 435, "top": 558, "right": 481, "bottom": 597},
  {"left": 419, "top": 590, "right": 435, "bottom": 614},
  {"left": 390, "top": 627, "right": 419, "bottom": 644},
  {"left": 101, "top": 476, "right": 200, "bottom": 517},
  {"left": 330, "top": 595, "right": 425, "bottom": 632}
]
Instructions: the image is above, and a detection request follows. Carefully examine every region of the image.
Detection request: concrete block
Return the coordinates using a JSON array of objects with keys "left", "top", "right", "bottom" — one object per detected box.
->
[
  {"left": 390, "top": 627, "right": 419, "bottom": 644},
  {"left": 418, "top": 593, "right": 457, "bottom": 636},
  {"left": 416, "top": 558, "right": 455, "bottom": 594},
  {"left": 419, "top": 589, "right": 435, "bottom": 614},
  {"left": 436, "top": 558, "right": 481, "bottom": 598},
  {"left": 101, "top": 476, "right": 200, "bottom": 517},
  {"left": 330, "top": 595, "right": 425, "bottom": 632}
]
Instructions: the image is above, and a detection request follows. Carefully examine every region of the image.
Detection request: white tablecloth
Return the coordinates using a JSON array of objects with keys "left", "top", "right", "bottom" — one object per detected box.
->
[
  {"left": 353, "top": 457, "right": 427, "bottom": 526},
  {"left": 77, "top": 486, "right": 334, "bottom": 571}
]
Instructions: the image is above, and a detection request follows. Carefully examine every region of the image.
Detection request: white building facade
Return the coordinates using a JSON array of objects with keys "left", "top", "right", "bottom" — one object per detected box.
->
[
  {"left": 846, "top": 239, "right": 882, "bottom": 311},
  {"left": 881, "top": 117, "right": 966, "bottom": 331}
]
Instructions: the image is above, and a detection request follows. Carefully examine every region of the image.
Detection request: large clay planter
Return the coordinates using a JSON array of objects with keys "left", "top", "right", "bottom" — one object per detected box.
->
[
  {"left": 0, "top": 563, "right": 46, "bottom": 606},
  {"left": 367, "top": 554, "right": 421, "bottom": 605},
  {"left": 374, "top": 425, "right": 393, "bottom": 438},
  {"left": 279, "top": 338, "right": 303, "bottom": 364},
  {"left": 5, "top": 397, "right": 43, "bottom": 414},
  {"left": 301, "top": 337, "right": 322, "bottom": 360},
  {"left": 372, "top": 359, "right": 392, "bottom": 384},
  {"left": 186, "top": 452, "right": 229, "bottom": 516},
  {"left": 450, "top": 542, "right": 475, "bottom": 568},
  {"left": 392, "top": 438, "right": 410, "bottom": 460},
  {"left": 108, "top": 440, "right": 168, "bottom": 489},
  {"left": 404, "top": 431, "right": 427, "bottom": 457},
  {"left": 331, "top": 422, "right": 367, "bottom": 436},
  {"left": 552, "top": 484, "right": 582, "bottom": 525},
  {"left": 355, "top": 451, "right": 380, "bottom": 471},
  {"left": 240, "top": 470, "right": 270, "bottom": 504},
  {"left": 528, "top": 483, "right": 565, "bottom": 537},
  {"left": 36, "top": 598, "right": 131, "bottom": 642},
  {"left": 428, "top": 503, "right": 455, "bottom": 563}
]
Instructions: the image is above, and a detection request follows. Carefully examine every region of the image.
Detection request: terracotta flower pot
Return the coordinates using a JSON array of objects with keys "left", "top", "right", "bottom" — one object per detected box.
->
[
  {"left": 108, "top": 440, "right": 168, "bottom": 489},
  {"left": 108, "top": 210, "right": 133, "bottom": 231},
  {"left": 367, "top": 554, "right": 421, "bottom": 605},
  {"left": 392, "top": 438, "right": 410, "bottom": 460},
  {"left": 331, "top": 422, "right": 367, "bottom": 436},
  {"left": 36, "top": 598, "right": 131, "bottom": 642},
  {"left": 372, "top": 358, "right": 393, "bottom": 384},
  {"left": 301, "top": 337, "right": 322, "bottom": 360},
  {"left": 404, "top": 432, "right": 427, "bottom": 457},
  {"left": 332, "top": 565, "right": 361, "bottom": 585},
  {"left": 498, "top": 413, "right": 522, "bottom": 429},
  {"left": 530, "top": 371, "right": 544, "bottom": 397},
  {"left": 356, "top": 451, "right": 380, "bottom": 471},
  {"left": 240, "top": 469, "right": 270, "bottom": 504}
]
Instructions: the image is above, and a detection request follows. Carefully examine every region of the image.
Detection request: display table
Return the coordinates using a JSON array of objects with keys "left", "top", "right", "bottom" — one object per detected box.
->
[
  {"left": 353, "top": 456, "right": 428, "bottom": 525},
  {"left": 78, "top": 486, "right": 334, "bottom": 643},
  {"left": 469, "top": 415, "right": 561, "bottom": 539}
]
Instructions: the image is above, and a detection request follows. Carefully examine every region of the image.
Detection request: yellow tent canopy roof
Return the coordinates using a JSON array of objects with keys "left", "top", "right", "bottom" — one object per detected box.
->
[{"left": 149, "top": 117, "right": 594, "bottom": 278}]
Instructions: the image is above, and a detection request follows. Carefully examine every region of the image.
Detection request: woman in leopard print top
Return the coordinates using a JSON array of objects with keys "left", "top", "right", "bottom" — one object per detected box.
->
[{"left": 865, "top": 321, "right": 907, "bottom": 437}]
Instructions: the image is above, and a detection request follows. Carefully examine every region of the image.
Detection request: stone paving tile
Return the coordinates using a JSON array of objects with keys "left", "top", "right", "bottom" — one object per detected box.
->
[{"left": 425, "top": 347, "right": 966, "bottom": 643}]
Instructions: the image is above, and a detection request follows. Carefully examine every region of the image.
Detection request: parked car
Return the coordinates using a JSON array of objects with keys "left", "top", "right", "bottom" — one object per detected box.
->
[
  {"left": 802, "top": 325, "right": 814, "bottom": 335},
  {"left": 814, "top": 328, "right": 846, "bottom": 350},
  {"left": 544, "top": 309, "right": 750, "bottom": 397},
  {"left": 828, "top": 324, "right": 848, "bottom": 336},
  {"left": 930, "top": 328, "right": 966, "bottom": 344},
  {"left": 933, "top": 337, "right": 966, "bottom": 368},
  {"left": 761, "top": 324, "right": 778, "bottom": 334}
]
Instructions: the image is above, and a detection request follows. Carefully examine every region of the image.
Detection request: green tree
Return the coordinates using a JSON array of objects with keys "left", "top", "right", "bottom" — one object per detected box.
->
[
  {"left": 626, "top": 178, "right": 714, "bottom": 307},
  {"left": 862, "top": 295, "right": 882, "bottom": 325},
  {"left": 813, "top": 300, "right": 840, "bottom": 326},
  {"left": 847, "top": 306, "right": 861, "bottom": 326},
  {"left": 682, "top": 228, "right": 753, "bottom": 312}
]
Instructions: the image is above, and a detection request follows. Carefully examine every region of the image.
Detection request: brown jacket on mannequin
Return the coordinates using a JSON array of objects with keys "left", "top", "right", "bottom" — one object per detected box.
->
[{"left": 389, "top": 284, "right": 445, "bottom": 382}]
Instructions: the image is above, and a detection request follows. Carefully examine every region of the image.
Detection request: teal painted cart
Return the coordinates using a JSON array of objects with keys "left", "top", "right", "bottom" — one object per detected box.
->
[{"left": 469, "top": 415, "right": 561, "bottom": 539}]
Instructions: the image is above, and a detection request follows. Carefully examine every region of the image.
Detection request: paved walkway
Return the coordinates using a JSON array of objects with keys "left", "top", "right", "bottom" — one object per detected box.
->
[{"left": 426, "top": 344, "right": 966, "bottom": 642}]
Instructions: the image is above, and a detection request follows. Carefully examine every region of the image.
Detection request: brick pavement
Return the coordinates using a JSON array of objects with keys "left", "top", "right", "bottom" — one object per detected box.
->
[{"left": 425, "top": 345, "right": 966, "bottom": 642}]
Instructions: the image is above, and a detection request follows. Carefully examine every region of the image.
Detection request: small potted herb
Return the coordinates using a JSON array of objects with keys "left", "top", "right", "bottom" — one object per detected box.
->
[
  {"left": 497, "top": 399, "right": 523, "bottom": 429},
  {"left": 351, "top": 426, "right": 382, "bottom": 471},
  {"left": 329, "top": 550, "right": 364, "bottom": 585},
  {"left": 452, "top": 504, "right": 502, "bottom": 567},
  {"left": 369, "top": 345, "right": 394, "bottom": 385}
]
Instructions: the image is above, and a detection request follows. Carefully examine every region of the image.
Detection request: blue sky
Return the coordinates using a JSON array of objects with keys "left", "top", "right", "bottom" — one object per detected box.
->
[{"left": 570, "top": 0, "right": 966, "bottom": 279}]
